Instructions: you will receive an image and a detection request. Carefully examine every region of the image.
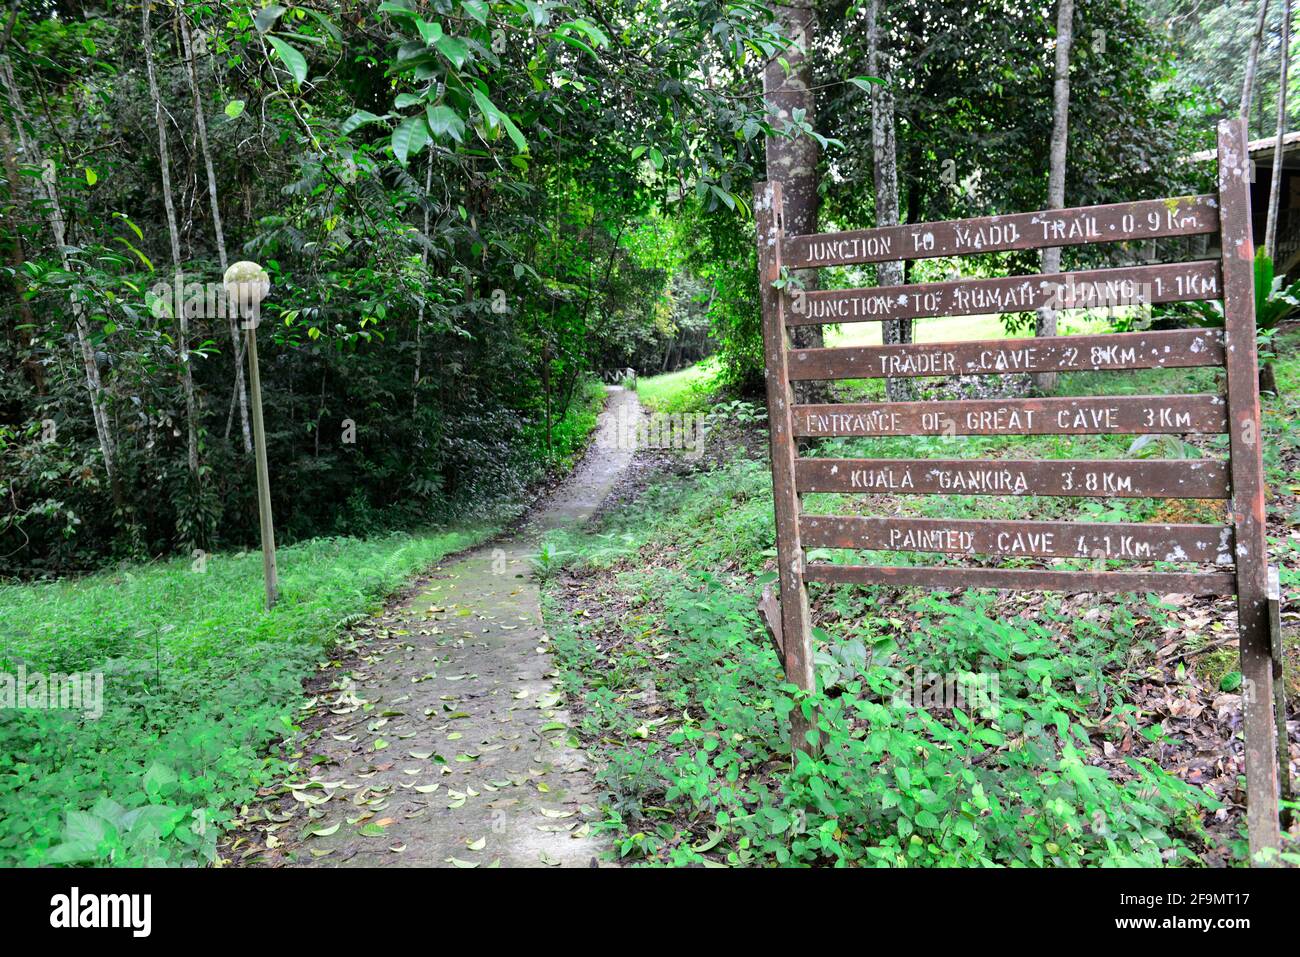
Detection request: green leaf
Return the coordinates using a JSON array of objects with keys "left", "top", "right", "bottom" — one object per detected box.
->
[
  {"left": 710, "top": 185, "right": 735, "bottom": 210},
  {"left": 552, "top": 32, "right": 598, "bottom": 59},
  {"left": 435, "top": 34, "right": 470, "bottom": 69},
  {"left": 341, "top": 110, "right": 386, "bottom": 135},
  {"left": 303, "top": 9, "right": 343, "bottom": 42},
  {"left": 84, "top": 167, "right": 97, "bottom": 186},
  {"left": 471, "top": 89, "right": 525, "bottom": 152},
  {"left": 377, "top": 0, "right": 418, "bottom": 17},
  {"left": 461, "top": 0, "right": 489, "bottom": 26},
  {"left": 143, "top": 762, "right": 178, "bottom": 797},
  {"left": 113, "top": 212, "right": 144, "bottom": 240},
  {"left": 267, "top": 36, "right": 308, "bottom": 85},
  {"left": 67, "top": 810, "right": 113, "bottom": 847},
  {"left": 391, "top": 114, "right": 430, "bottom": 165},
  {"left": 113, "top": 237, "right": 154, "bottom": 271},
  {"left": 224, "top": 99, "right": 246, "bottom": 119},
  {"left": 523, "top": 0, "right": 548, "bottom": 27},
  {"left": 848, "top": 75, "right": 884, "bottom": 91},
  {"left": 394, "top": 92, "right": 423, "bottom": 110},
  {"left": 426, "top": 104, "right": 465, "bottom": 143},
  {"left": 1255, "top": 249, "right": 1274, "bottom": 318},
  {"left": 254, "top": 4, "right": 287, "bottom": 34},
  {"left": 416, "top": 18, "right": 443, "bottom": 46}
]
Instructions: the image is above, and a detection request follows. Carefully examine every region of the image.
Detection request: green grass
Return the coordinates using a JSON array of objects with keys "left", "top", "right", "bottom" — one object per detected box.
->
[
  {"left": 824, "top": 310, "right": 1113, "bottom": 348},
  {"left": 529, "top": 377, "right": 610, "bottom": 471},
  {"left": 0, "top": 526, "right": 495, "bottom": 867},
  {"left": 637, "top": 357, "right": 720, "bottom": 413}
]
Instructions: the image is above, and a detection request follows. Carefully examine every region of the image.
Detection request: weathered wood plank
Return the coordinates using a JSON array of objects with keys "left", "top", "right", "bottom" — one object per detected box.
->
[
  {"left": 783, "top": 195, "right": 1220, "bottom": 268},
  {"left": 1217, "top": 119, "right": 1281, "bottom": 857},
  {"left": 757, "top": 584, "right": 784, "bottom": 659},
  {"left": 794, "top": 457, "right": 1230, "bottom": 498},
  {"left": 785, "top": 261, "right": 1222, "bottom": 327},
  {"left": 799, "top": 515, "right": 1233, "bottom": 564},
  {"left": 755, "top": 181, "right": 817, "bottom": 757},
  {"left": 792, "top": 395, "right": 1228, "bottom": 437},
  {"left": 803, "top": 563, "right": 1237, "bottom": 594},
  {"left": 788, "top": 329, "right": 1225, "bottom": 381}
]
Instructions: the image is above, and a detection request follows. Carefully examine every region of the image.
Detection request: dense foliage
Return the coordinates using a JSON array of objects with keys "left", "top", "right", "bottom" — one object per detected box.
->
[
  {"left": 1, "top": 0, "right": 784, "bottom": 575},
  {"left": 685, "top": 0, "right": 1213, "bottom": 389}
]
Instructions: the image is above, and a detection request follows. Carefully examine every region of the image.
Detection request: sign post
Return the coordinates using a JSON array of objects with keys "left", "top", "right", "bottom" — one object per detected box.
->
[
  {"left": 755, "top": 182, "right": 817, "bottom": 758},
  {"left": 755, "top": 118, "right": 1283, "bottom": 861},
  {"left": 1216, "top": 120, "right": 1281, "bottom": 855},
  {"left": 224, "top": 261, "right": 278, "bottom": 611}
]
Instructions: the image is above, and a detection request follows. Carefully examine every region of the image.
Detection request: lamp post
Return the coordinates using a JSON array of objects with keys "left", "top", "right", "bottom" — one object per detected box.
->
[{"left": 224, "top": 261, "right": 278, "bottom": 610}]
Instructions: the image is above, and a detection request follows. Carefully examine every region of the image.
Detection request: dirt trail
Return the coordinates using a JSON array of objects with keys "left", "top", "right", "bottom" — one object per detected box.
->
[{"left": 273, "top": 387, "right": 641, "bottom": 868}]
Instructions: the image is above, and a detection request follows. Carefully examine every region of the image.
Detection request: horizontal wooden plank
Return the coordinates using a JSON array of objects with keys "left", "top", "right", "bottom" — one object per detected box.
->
[
  {"left": 800, "top": 515, "right": 1233, "bottom": 564},
  {"left": 783, "top": 195, "right": 1220, "bottom": 268},
  {"left": 792, "top": 395, "right": 1228, "bottom": 437},
  {"left": 785, "top": 261, "right": 1222, "bottom": 326},
  {"left": 788, "top": 329, "right": 1225, "bottom": 381},
  {"left": 803, "top": 563, "right": 1237, "bottom": 595},
  {"left": 794, "top": 457, "right": 1230, "bottom": 499}
]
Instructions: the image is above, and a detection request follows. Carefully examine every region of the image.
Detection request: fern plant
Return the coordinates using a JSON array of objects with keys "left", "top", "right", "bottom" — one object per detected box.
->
[{"left": 1183, "top": 249, "right": 1298, "bottom": 393}]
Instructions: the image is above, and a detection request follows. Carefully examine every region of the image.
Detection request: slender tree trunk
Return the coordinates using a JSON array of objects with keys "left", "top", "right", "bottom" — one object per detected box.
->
[
  {"left": 144, "top": 1, "right": 199, "bottom": 479},
  {"left": 180, "top": 10, "right": 252, "bottom": 454},
  {"left": 1035, "top": 0, "right": 1075, "bottom": 393},
  {"left": 0, "top": 56, "right": 121, "bottom": 503},
  {"left": 0, "top": 1, "right": 48, "bottom": 396},
  {"left": 1265, "top": 0, "right": 1291, "bottom": 259},
  {"left": 542, "top": 342, "right": 553, "bottom": 457},
  {"left": 413, "top": 156, "right": 432, "bottom": 415},
  {"left": 867, "top": 0, "right": 910, "bottom": 401},
  {"left": 0, "top": 116, "right": 44, "bottom": 393},
  {"left": 764, "top": 2, "right": 824, "bottom": 403},
  {"left": 902, "top": 151, "right": 923, "bottom": 344},
  {"left": 1242, "top": 0, "right": 1272, "bottom": 120}
]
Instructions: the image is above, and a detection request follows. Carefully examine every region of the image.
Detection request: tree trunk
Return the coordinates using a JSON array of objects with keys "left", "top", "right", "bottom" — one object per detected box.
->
[
  {"left": 1242, "top": 0, "right": 1272, "bottom": 119},
  {"left": 1265, "top": 0, "right": 1291, "bottom": 259},
  {"left": 0, "top": 55, "right": 121, "bottom": 504},
  {"left": 180, "top": 10, "right": 252, "bottom": 454},
  {"left": 0, "top": 115, "right": 44, "bottom": 393},
  {"left": 144, "top": 1, "right": 199, "bottom": 480},
  {"left": 764, "top": 2, "right": 825, "bottom": 403},
  {"left": 413, "top": 156, "right": 432, "bottom": 415},
  {"left": 868, "top": 0, "right": 910, "bottom": 401},
  {"left": 1035, "top": 0, "right": 1075, "bottom": 394}
]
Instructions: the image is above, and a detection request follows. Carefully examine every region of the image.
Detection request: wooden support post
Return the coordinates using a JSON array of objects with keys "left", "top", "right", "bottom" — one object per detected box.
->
[
  {"left": 245, "top": 321, "right": 279, "bottom": 611},
  {"left": 755, "top": 181, "right": 818, "bottom": 759},
  {"left": 1268, "top": 567, "right": 1292, "bottom": 829},
  {"left": 226, "top": 262, "right": 278, "bottom": 611},
  {"left": 1217, "top": 118, "right": 1282, "bottom": 860}
]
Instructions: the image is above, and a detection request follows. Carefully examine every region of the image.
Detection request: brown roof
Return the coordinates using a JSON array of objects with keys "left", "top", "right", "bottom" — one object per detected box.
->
[{"left": 1187, "top": 129, "right": 1300, "bottom": 163}]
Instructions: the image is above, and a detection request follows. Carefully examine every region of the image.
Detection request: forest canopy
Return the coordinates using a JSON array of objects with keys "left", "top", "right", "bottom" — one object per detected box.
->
[{"left": 0, "top": 0, "right": 1264, "bottom": 575}]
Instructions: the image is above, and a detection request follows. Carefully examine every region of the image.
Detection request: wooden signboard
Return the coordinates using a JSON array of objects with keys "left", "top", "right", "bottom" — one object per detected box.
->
[{"left": 755, "top": 119, "right": 1283, "bottom": 861}]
